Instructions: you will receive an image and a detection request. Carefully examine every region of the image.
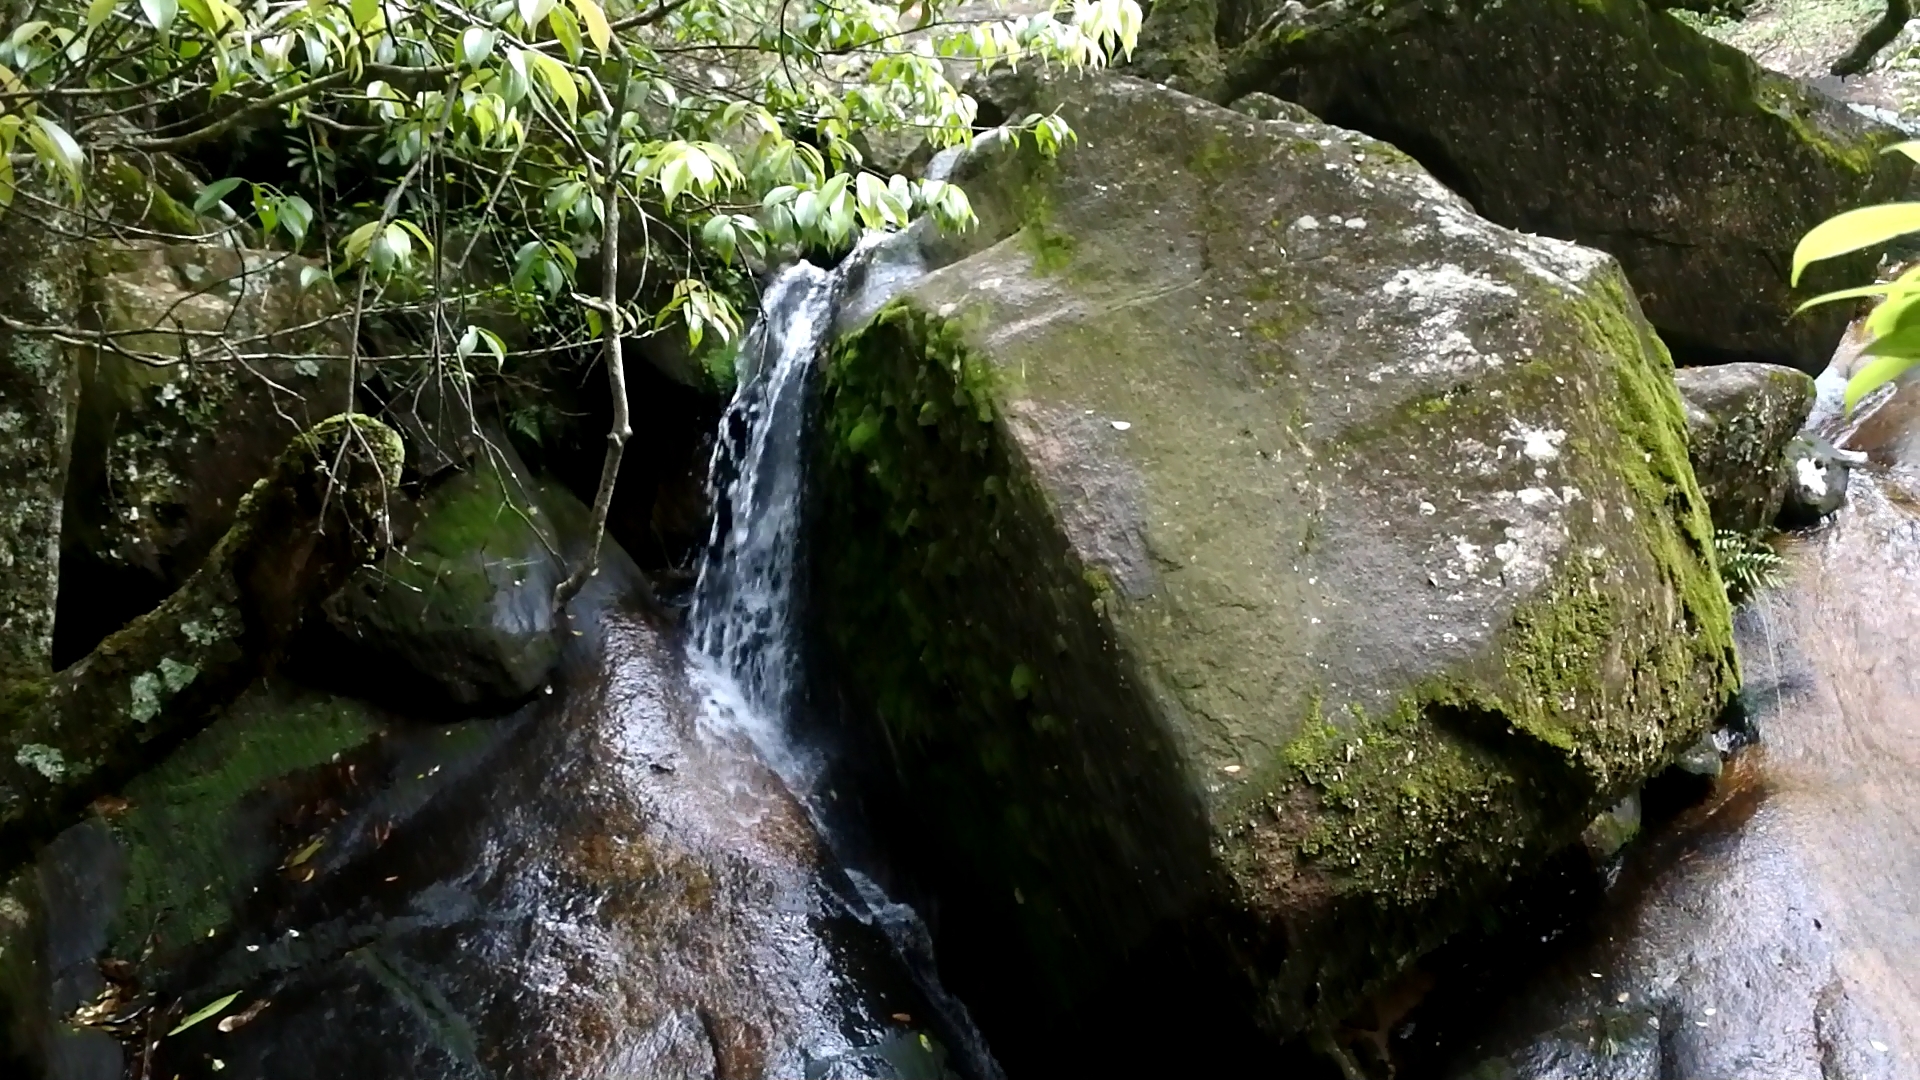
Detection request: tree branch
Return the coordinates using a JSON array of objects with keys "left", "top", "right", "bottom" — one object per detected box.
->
[
  {"left": 555, "top": 60, "right": 636, "bottom": 612},
  {"left": 1832, "top": 0, "right": 1911, "bottom": 77}
]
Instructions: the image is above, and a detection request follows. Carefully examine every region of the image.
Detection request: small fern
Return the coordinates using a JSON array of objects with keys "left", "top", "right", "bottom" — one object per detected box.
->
[{"left": 1714, "top": 529, "right": 1783, "bottom": 602}]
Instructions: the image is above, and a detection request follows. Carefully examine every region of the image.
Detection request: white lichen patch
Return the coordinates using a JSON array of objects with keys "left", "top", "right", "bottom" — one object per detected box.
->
[
  {"left": 1505, "top": 421, "right": 1567, "bottom": 463},
  {"left": 15, "top": 742, "right": 65, "bottom": 781},
  {"left": 1382, "top": 263, "right": 1519, "bottom": 311}
]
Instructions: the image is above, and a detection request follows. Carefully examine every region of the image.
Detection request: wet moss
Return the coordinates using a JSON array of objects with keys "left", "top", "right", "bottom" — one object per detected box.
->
[{"left": 107, "top": 685, "right": 380, "bottom": 964}]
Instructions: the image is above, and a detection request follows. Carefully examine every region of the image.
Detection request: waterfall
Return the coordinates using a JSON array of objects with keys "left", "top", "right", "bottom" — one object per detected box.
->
[{"left": 686, "top": 163, "right": 1003, "bottom": 1080}]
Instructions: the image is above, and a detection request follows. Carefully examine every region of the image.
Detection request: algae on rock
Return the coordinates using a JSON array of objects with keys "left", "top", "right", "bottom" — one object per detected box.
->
[
  {"left": 0, "top": 414, "right": 402, "bottom": 857},
  {"left": 812, "top": 71, "right": 1737, "bottom": 1062},
  {"left": 1140, "top": 0, "right": 1916, "bottom": 372}
]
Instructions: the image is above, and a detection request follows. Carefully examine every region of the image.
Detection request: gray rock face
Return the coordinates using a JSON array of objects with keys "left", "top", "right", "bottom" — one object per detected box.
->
[
  {"left": 1436, "top": 462, "right": 1920, "bottom": 1080},
  {"left": 1162, "top": 0, "right": 1915, "bottom": 372},
  {"left": 324, "top": 439, "right": 568, "bottom": 709},
  {"left": 0, "top": 194, "right": 81, "bottom": 683},
  {"left": 1672, "top": 362, "right": 1815, "bottom": 533},
  {"left": 812, "top": 70, "right": 1736, "bottom": 1065},
  {"left": 57, "top": 242, "right": 350, "bottom": 658}
]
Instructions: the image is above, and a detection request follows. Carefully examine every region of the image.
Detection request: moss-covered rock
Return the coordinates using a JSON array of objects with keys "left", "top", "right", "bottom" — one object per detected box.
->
[
  {"left": 0, "top": 414, "right": 402, "bottom": 857},
  {"left": 1153, "top": 0, "right": 1916, "bottom": 372},
  {"left": 812, "top": 71, "right": 1737, "bottom": 1060},
  {"left": 60, "top": 242, "right": 352, "bottom": 653},
  {"left": 324, "top": 436, "right": 567, "bottom": 709},
  {"left": 1672, "top": 362, "right": 1815, "bottom": 532}
]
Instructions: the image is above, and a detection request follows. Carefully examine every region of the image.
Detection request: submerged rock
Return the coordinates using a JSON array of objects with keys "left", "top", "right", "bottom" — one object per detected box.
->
[
  {"left": 1158, "top": 0, "right": 1914, "bottom": 372},
  {"left": 1, "top": 552, "right": 961, "bottom": 1080},
  {"left": 1672, "top": 363, "right": 1815, "bottom": 533},
  {"left": 812, "top": 71, "right": 1736, "bottom": 1068}
]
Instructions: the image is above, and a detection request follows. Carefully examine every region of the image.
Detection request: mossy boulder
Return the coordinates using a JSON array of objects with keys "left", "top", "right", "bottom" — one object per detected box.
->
[
  {"left": 1672, "top": 362, "right": 1815, "bottom": 533},
  {"left": 0, "top": 414, "right": 402, "bottom": 857},
  {"left": 323, "top": 438, "right": 571, "bottom": 709},
  {"left": 1158, "top": 0, "right": 1917, "bottom": 372},
  {"left": 812, "top": 72, "right": 1737, "bottom": 1064},
  {"left": 61, "top": 242, "right": 352, "bottom": 654}
]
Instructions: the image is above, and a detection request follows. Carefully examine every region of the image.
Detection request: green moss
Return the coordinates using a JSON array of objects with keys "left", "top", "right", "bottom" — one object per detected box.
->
[
  {"left": 108, "top": 686, "right": 380, "bottom": 963},
  {"left": 93, "top": 157, "right": 203, "bottom": 237},
  {"left": 816, "top": 299, "right": 1207, "bottom": 1008}
]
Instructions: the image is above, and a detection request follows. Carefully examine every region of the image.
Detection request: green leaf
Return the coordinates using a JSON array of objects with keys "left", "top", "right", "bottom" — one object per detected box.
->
[
  {"left": 461, "top": 27, "right": 495, "bottom": 68},
  {"left": 297, "top": 264, "right": 330, "bottom": 292},
  {"left": 1794, "top": 281, "right": 1920, "bottom": 314},
  {"left": 518, "top": 0, "right": 556, "bottom": 31},
  {"left": 568, "top": 0, "right": 611, "bottom": 54},
  {"left": 192, "top": 177, "right": 244, "bottom": 214},
  {"left": 1886, "top": 140, "right": 1920, "bottom": 164},
  {"left": 85, "top": 0, "right": 118, "bottom": 30},
  {"left": 1792, "top": 202, "right": 1920, "bottom": 286},
  {"left": 138, "top": 0, "right": 175, "bottom": 32},
  {"left": 168, "top": 993, "right": 239, "bottom": 1037},
  {"left": 350, "top": 0, "right": 377, "bottom": 26},
  {"left": 524, "top": 50, "right": 576, "bottom": 119},
  {"left": 1845, "top": 351, "right": 1918, "bottom": 413},
  {"left": 548, "top": 4, "right": 582, "bottom": 63}
]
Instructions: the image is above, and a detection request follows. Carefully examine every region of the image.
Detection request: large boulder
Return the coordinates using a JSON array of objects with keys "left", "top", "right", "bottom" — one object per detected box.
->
[
  {"left": 59, "top": 242, "right": 350, "bottom": 656},
  {"left": 1144, "top": 0, "right": 1915, "bottom": 372},
  {"left": 1672, "top": 362, "right": 1815, "bottom": 533},
  {"left": 0, "top": 416, "right": 402, "bottom": 853},
  {"left": 812, "top": 71, "right": 1737, "bottom": 1068}
]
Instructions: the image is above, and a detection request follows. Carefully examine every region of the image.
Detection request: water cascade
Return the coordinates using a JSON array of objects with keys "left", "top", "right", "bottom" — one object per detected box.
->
[{"left": 685, "top": 185, "right": 1003, "bottom": 1079}]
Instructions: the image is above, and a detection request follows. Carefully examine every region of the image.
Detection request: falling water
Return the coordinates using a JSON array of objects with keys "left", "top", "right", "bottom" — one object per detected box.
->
[{"left": 686, "top": 163, "right": 1003, "bottom": 1079}]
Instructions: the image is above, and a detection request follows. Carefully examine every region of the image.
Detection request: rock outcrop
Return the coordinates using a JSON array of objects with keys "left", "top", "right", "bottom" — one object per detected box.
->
[
  {"left": 324, "top": 436, "right": 568, "bottom": 710},
  {"left": 1141, "top": 0, "right": 1913, "bottom": 372},
  {"left": 59, "top": 243, "right": 351, "bottom": 656},
  {"left": 1672, "top": 362, "right": 1816, "bottom": 532},
  {"left": 0, "top": 530, "right": 963, "bottom": 1080},
  {"left": 812, "top": 70, "right": 1737, "bottom": 1068},
  {"left": 0, "top": 415, "right": 402, "bottom": 856}
]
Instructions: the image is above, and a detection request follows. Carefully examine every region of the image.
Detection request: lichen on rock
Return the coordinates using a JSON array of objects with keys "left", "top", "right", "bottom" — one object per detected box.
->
[
  {"left": 0, "top": 414, "right": 402, "bottom": 857},
  {"left": 812, "top": 70, "right": 1737, "bottom": 1056},
  {"left": 1148, "top": 0, "right": 1916, "bottom": 372}
]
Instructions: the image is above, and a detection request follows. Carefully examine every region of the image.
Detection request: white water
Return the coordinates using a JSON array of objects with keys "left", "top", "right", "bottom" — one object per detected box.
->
[{"left": 685, "top": 165, "right": 1003, "bottom": 1078}]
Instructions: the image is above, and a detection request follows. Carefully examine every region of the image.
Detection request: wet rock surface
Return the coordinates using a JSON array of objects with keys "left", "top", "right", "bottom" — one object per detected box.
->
[
  {"left": 323, "top": 438, "right": 568, "bottom": 711},
  {"left": 1671, "top": 362, "right": 1815, "bottom": 532},
  {"left": 2, "top": 553, "right": 956, "bottom": 1080},
  {"left": 813, "top": 70, "right": 1735, "bottom": 1071},
  {"left": 1389, "top": 382, "right": 1920, "bottom": 1079}
]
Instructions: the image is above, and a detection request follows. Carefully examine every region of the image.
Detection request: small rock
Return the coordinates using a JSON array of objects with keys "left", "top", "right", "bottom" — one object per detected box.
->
[
  {"left": 1779, "top": 436, "right": 1850, "bottom": 527},
  {"left": 1673, "top": 363, "right": 1815, "bottom": 533}
]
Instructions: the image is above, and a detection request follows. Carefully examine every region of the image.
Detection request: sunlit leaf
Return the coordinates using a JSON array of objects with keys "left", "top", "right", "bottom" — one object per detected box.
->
[
  {"left": 1792, "top": 202, "right": 1920, "bottom": 286},
  {"left": 461, "top": 27, "right": 495, "bottom": 68},
  {"left": 168, "top": 993, "right": 240, "bottom": 1037},
  {"left": 138, "top": 0, "right": 175, "bottom": 32},
  {"left": 192, "top": 176, "right": 244, "bottom": 214},
  {"left": 568, "top": 0, "right": 611, "bottom": 54},
  {"left": 1846, "top": 351, "right": 1919, "bottom": 413},
  {"left": 1885, "top": 140, "right": 1920, "bottom": 164},
  {"left": 85, "top": 0, "right": 118, "bottom": 30}
]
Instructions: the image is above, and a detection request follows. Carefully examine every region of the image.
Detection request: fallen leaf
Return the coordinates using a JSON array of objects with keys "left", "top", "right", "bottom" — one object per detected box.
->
[
  {"left": 167, "top": 992, "right": 239, "bottom": 1036},
  {"left": 285, "top": 837, "right": 324, "bottom": 868},
  {"left": 890, "top": 1012, "right": 912, "bottom": 1023}
]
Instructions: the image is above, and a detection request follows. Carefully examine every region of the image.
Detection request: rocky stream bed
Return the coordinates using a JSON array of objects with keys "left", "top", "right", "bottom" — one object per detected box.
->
[{"left": 3, "top": 1, "right": 1920, "bottom": 1078}]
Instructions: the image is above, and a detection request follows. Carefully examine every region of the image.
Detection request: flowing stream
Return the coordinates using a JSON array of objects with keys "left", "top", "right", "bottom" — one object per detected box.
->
[{"left": 683, "top": 195, "right": 1004, "bottom": 1079}]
